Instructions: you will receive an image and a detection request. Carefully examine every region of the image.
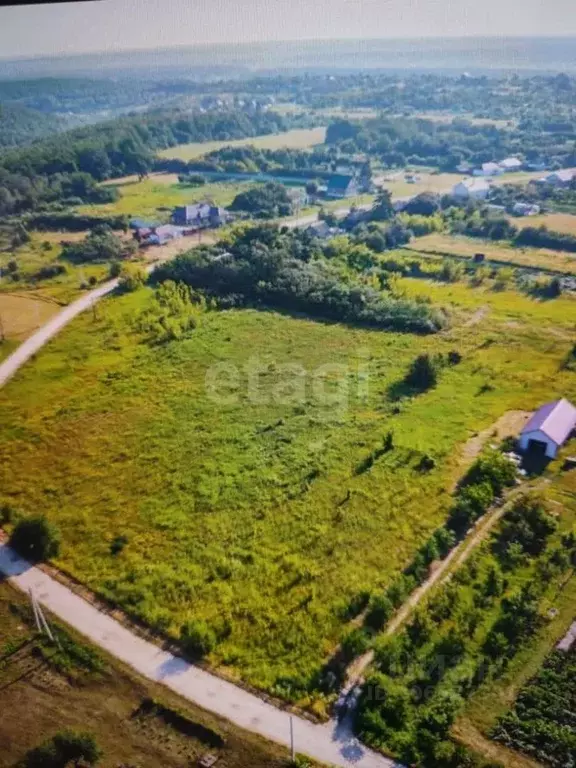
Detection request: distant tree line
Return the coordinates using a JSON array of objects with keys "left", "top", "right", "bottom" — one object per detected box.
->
[
  {"left": 0, "top": 108, "right": 290, "bottom": 217},
  {"left": 325, "top": 114, "right": 576, "bottom": 172}
]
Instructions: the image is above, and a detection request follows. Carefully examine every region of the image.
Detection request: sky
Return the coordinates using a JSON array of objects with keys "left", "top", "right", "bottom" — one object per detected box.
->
[{"left": 0, "top": 0, "right": 574, "bottom": 59}]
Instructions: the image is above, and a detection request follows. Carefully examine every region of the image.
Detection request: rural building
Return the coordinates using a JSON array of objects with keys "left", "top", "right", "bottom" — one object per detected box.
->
[
  {"left": 499, "top": 157, "right": 523, "bottom": 172},
  {"left": 326, "top": 175, "right": 359, "bottom": 199},
  {"left": 134, "top": 223, "right": 183, "bottom": 246},
  {"left": 452, "top": 178, "right": 490, "bottom": 201},
  {"left": 519, "top": 398, "right": 576, "bottom": 459},
  {"left": 129, "top": 218, "right": 158, "bottom": 230},
  {"left": 306, "top": 221, "right": 341, "bottom": 239},
  {"left": 541, "top": 169, "right": 576, "bottom": 187},
  {"left": 512, "top": 202, "right": 541, "bottom": 216},
  {"left": 474, "top": 162, "right": 503, "bottom": 177},
  {"left": 172, "top": 202, "right": 229, "bottom": 228}
]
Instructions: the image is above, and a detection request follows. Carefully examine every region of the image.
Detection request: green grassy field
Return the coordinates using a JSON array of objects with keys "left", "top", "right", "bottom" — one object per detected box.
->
[
  {"left": 158, "top": 128, "right": 327, "bottom": 161},
  {"left": 0, "top": 275, "right": 574, "bottom": 701},
  {"left": 78, "top": 177, "right": 246, "bottom": 222}
]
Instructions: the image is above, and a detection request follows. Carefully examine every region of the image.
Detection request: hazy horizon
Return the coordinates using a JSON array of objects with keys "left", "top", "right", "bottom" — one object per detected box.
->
[{"left": 1, "top": 0, "right": 576, "bottom": 60}]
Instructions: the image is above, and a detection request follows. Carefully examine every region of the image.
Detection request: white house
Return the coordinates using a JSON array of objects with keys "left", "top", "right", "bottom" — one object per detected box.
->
[
  {"left": 519, "top": 398, "right": 576, "bottom": 459},
  {"left": 452, "top": 178, "right": 490, "bottom": 201},
  {"left": 542, "top": 169, "right": 576, "bottom": 187},
  {"left": 512, "top": 202, "right": 541, "bottom": 216},
  {"left": 473, "top": 162, "right": 503, "bottom": 177},
  {"left": 499, "top": 157, "right": 523, "bottom": 172}
]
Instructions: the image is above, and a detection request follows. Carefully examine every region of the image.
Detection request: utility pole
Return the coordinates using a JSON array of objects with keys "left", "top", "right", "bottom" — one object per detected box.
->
[
  {"left": 289, "top": 716, "right": 295, "bottom": 761},
  {"left": 29, "top": 587, "right": 58, "bottom": 645}
]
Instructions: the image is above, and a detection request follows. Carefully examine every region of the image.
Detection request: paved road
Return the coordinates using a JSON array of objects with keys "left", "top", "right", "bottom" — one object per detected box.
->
[
  {"left": 0, "top": 544, "right": 396, "bottom": 768},
  {"left": 0, "top": 279, "right": 119, "bottom": 388}
]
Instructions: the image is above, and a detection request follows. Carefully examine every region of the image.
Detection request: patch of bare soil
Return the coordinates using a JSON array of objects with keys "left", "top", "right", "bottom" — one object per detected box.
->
[{"left": 460, "top": 410, "right": 531, "bottom": 466}]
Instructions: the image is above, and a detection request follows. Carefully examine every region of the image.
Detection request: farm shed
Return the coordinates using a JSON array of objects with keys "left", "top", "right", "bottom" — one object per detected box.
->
[{"left": 519, "top": 399, "right": 576, "bottom": 459}]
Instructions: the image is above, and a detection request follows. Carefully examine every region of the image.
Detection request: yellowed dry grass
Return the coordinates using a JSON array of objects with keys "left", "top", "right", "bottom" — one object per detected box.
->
[
  {"left": 0, "top": 293, "right": 60, "bottom": 340},
  {"left": 512, "top": 212, "right": 576, "bottom": 235},
  {"left": 409, "top": 232, "right": 576, "bottom": 274},
  {"left": 158, "top": 128, "right": 327, "bottom": 161}
]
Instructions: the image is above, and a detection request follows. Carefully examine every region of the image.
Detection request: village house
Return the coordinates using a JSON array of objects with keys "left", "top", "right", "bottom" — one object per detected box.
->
[
  {"left": 499, "top": 157, "right": 523, "bottom": 172},
  {"left": 540, "top": 169, "right": 576, "bottom": 187},
  {"left": 519, "top": 398, "right": 576, "bottom": 459},
  {"left": 512, "top": 202, "right": 541, "bottom": 216},
  {"left": 452, "top": 178, "right": 490, "bottom": 201},
  {"left": 326, "top": 174, "right": 359, "bottom": 199},
  {"left": 306, "top": 220, "right": 341, "bottom": 239},
  {"left": 132, "top": 223, "right": 183, "bottom": 246},
  {"left": 473, "top": 162, "right": 503, "bottom": 177},
  {"left": 172, "top": 202, "right": 230, "bottom": 228}
]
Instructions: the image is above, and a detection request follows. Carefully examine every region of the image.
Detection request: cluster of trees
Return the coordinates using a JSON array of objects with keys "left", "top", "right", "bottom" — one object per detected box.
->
[
  {"left": 325, "top": 113, "right": 576, "bottom": 172},
  {"left": 152, "top": 224, "right": 446, "bottom": 333},
  {"left": 61, "top": 225, "right": 136, "bottom": 264},
  {"left": 185, "top": 144, "right": 337, "bottom": 175},
  {"left": 137, "top": 280, "right": 205, "bottom": 344},
  {"left": 488, "top": 179, "right": 576, "bottom": 214},
  {"left": 230, "top": 181, "right": 294, "bottom": 218},
  {"left": 515, "top": 225, "right": 576, "bottom": 253},
  {"left": 355, "top": 488, "right": 563, "bottom": 767},
  {"left": 0, "top": 107, "right": 289, "bottom": 216},
  {"left": 444, "top": 203, "right": 576, "bottom": 254}
]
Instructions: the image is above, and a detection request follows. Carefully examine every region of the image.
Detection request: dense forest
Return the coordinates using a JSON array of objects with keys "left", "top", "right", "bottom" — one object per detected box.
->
[
  {"left": 0, "top": 103, "right": 68, "bottom": 148},
  {"left": 0, "top": 108, "right": 290, "bottom": 217}
]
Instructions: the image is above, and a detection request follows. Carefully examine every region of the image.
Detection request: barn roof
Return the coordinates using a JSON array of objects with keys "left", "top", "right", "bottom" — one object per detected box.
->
[{"left": 521, "top": 398, "right": 576, "bottom": 446}]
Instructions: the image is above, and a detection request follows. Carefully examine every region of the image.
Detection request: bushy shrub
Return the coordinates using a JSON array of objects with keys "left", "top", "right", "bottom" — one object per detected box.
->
[
  {"left": 10, "top": 515, "right": 60, "bottom": 562},
  {"left": 181, "top": 619, "right": 217, "bottom": 657},
  {"left": 26, "top": 730, "right": 101, "bottom": 768},
  {"left": 365, "top": 594, "right": 394, "bottom": 631}
]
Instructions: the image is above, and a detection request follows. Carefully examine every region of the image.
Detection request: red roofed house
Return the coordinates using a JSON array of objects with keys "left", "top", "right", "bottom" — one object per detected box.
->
[{"left": 519, "top": 399, "right": 576, "bottom": 459}]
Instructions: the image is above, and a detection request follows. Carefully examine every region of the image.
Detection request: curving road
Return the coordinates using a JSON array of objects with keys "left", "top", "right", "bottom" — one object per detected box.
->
[
  {"left": 0, "top": 204, "right": 400, "bottom": 767},
  {"left": 0, "top": 278, "right": 119, "bottom": 388},
  {"left": 0, "top": 543, "right": 396, "bottom": 768}
]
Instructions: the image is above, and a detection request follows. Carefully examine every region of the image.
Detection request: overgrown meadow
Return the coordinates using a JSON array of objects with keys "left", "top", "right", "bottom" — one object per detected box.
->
[{"left": 0, "top": 274, "right": 574, "bottom": 699}]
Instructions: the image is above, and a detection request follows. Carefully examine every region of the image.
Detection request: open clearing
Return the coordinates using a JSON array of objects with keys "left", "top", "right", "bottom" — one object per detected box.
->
[
  {"left": 0, "top": 293, "right": 60, "bottom": 340},
  {"left": 158, "top": 127, "right": 327, "bottom": 161},
  {"left": 512, "top": 211, "right": 576, "bottom": 235},
  {"left": 408, "top": 232, "right": 576, "bottom": 274},
  {"left": 78, "top": 177, "right": 245, "bottom": 221},
  {"left": 377, "top": 171, "right": 464, "bottom": 198},
  {"left": 0, "top": 579, "right": 317, "bottom": 768},
  {"left": 0, "top": 271, "right": 574, "bottom": 698}
]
